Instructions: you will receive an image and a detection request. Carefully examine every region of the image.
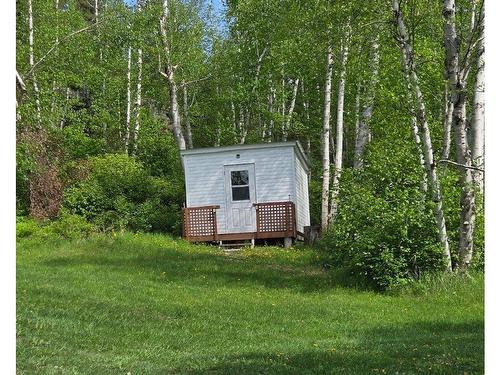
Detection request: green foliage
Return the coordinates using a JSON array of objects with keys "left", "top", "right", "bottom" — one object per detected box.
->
[
  {"left": 49, "top": 212, "right": 98, "bottom": 239},
  {"left": 320, "top": 140, "right": 446, "bottom": 290},
  {"left": 16, "top": 213, "right": 97, "bottom": 240},
  {"left": 16, "top": 217, "right": 45, "bottom": 239},
  {"left": 62, "top": 153, "right": 183, "bottom": 233}
]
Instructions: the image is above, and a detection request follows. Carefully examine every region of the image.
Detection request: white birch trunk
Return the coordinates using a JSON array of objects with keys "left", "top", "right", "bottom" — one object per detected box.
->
[
  {"left": 132, "top": 47, "right": 143, "bottom": 154},
  {"left": 124, "top": 46, "right": 132, "bottom": 153},
  {"left": 329, "top": 26, "right": 351, "bottom": 223},
  {"left": 283, "top": 78, "right": 299, "bottom": 141},
  {"left": 393, "top": 0, "right": 452, "bottom": 271},
  {"left": 230, "top": 95, "right": 236, "bottom": 133},
  {"left": 443, "top": 0, "right": 476, "bottom": 270},
  {"left": 59, "top": 87, "right": 69, "bottom": 129},
  {"left": 238, "top": 107, "right": 247, "bottom": 144},
  {"left": 442, "top": 84, "right": 453, "bottom": 160},
  {"left": 353, "top": 79, "right": 360, "bottom": 149},
  {"left": 321, "top": 43, "right": 334, "bottom": 232},
  {"left": 267, "top": 84, "right": 276, "bottom": 142},
  {"left": 354, "top": 37, "right": 379, "bottom": 169},
  {"left": 400, "top": 48, "right": 428, "bottom": 193},
  {"left": 471, "top": 5, "right": 485, "bottom": 192},
  {"left": 28, "top": 0, "right": 42, "bottom": 126},
  {"left": 159, "top": 0, "right": 186, "bottom": 151},
  {"left": 95, "top": 0, "right": 103, "bottom": 61},
  {"left": 182, "top": 83, "right": 193, "bottom": 149},
  {"left": 240, "top": 109, "right": 248, "bottom": 144}
]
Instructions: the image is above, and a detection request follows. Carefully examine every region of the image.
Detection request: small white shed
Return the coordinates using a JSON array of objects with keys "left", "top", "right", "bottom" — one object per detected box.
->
[{"left": 180, "top": 141, "right": 310, "bottom": 245}]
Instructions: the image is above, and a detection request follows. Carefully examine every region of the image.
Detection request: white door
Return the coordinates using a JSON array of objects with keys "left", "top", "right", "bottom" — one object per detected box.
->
[{"left": 224, "top": 164, "right": 256, "bottom": 233}]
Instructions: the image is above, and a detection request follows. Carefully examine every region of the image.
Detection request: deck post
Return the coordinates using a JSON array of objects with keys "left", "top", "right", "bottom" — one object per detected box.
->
[{"left": 284, "top": 237, "right": 292, "bottom": 248}]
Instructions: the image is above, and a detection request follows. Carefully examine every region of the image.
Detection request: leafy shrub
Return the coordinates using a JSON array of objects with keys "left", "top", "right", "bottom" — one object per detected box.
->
[
  {"left": 320, "top": 139, "right": 447, "bottom": 291},
  {"left": 49, "top": 212, "right": 97, "bottom": 239},
  {"left": 62, "top": 154, "right": 183, "bottom": 233},
  {"left": 16, "top": 217, "right": 44, "bottom": 239}
]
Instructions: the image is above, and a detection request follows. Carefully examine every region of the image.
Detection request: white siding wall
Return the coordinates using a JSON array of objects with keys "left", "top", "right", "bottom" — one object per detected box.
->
[
  {"left": 183, "top": 146, "right": 295, "bottom": 234},
  {"left": 294, "top": 150, "right": 310, "bottom": 233}
]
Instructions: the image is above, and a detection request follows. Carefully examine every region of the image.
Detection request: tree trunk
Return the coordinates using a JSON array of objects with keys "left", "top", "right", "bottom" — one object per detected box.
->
[
  {"left": 95, "top": 0, "right": 103, "bottom": 61},
  {"left": 59, "top": 87, "right": 69, "bottom": 129},
  {"left": 238, "top": 107, "right": 247, "bottom": 144},
  {"left": 354, "top": 36, "right": 379, "bottom": 169},
  {"left": 393, "top": 0, "right": 452, "bottom": 271},
  {"left": 159, "top": 0, "right": 186, "bottom": 151},
  {"left": 28, "top": 0, "right": 42, "bottom": 126},
  {"left": 132, "top": 47, "right": 143, "bottom": 154},
  {"left": 321, "top": 43, "right": 334, "bottom": 232},
  {"left": 442, "top": 83, "right": 453, "bottom": 160},
  {"left": 124, "top": 46, "right": 132, "bottom": 153},
  {"left": 182, "top": 83, "right": 193, "bottom": 149},
  {"left": 353, "top": 79, "right": 360, "bottom": 162},
  {"left": 471, "top": 4, "right": 485, "bottom": 192},
  {"left": 267, "top": 82, "right": 276, "bottom": 142},
  {"left": 283, "top": 78, "right": 299, "bottom": 141},
  {"left": 400, "top": 47, "right": 428, "bottom": 194},
  {"left": 230, "top": 95, "right": 237, "bottom": 134},
  {"left": 329, "top": 26, "right": 351, "bottom": 223},
  {"left": 442, "top": 0, "right": 477, "bottom": 270}
]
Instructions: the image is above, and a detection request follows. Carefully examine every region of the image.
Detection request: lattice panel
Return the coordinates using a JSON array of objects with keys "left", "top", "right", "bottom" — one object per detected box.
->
[
  {"left": 183, "top": 206, "right": 218, "bottom": 239},
  {"left": 255, "top": 202, "right": 295, "bottom": 233}
]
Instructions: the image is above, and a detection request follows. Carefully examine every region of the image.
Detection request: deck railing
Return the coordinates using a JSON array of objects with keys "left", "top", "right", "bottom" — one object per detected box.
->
[
  {"left": 182, "top": 205, "right": 219, "bottom": 242},
  {"left": 254, "top": 201, "right": 296, "bottom": 239},
  {"left": 182, "top": 201, "right": 296, "bottom": 242}
]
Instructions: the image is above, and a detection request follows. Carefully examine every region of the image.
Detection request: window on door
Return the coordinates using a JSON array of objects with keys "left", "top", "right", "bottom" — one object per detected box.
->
[{"left": 230, "top": 170, "right": 250, "bottom": 201}]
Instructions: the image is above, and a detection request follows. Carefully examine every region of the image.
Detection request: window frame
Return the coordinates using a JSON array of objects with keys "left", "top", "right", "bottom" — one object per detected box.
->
[{"left": 230, "top": 170, "right": 251, "bottom": 202}]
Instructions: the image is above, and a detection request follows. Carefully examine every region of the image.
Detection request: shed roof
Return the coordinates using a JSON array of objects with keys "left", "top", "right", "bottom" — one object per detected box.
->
[{"left": 180, "top": 141, "right": 310, "bottom": 170}]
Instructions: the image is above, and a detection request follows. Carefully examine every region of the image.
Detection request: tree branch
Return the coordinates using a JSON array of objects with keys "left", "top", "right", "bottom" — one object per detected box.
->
[
  {"left": 179, "top": 75, "right": 212, "bottom": 87},
  {"left": 24, "top": 23, "right": 99, "bottom": 79},
  {"left": 16, "top": 70, "right": 26, "bottom": 92},
  {"left": 438, "top": 159, "right": 484, "bottom": 172}
]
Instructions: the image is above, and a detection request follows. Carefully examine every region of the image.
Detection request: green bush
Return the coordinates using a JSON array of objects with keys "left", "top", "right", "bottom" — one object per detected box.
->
[
  {"left": 320, "top": 139, "right": 447, "bottom": 291},
  {"left": 16, "top": 217, "right": 44, "bottom": 239},
  {"left": 62, "top": 154, "right": 183, "bottom": 234},
  {"left": 49, "top": 212, "right": 97, "bottom": 239},
  {"left": 17, "top": 214, "right": 97, "bottom": 240}
]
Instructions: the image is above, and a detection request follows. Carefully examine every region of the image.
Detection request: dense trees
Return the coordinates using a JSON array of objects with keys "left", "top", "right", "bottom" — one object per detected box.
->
[{"left": 16, "top": 0, "right": 485, "bottom": 286}]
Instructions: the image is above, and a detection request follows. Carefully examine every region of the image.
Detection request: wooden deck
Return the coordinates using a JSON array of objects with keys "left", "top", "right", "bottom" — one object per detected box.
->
[{"left": 182, "top": 201, "right": 296, "bottom": 242}]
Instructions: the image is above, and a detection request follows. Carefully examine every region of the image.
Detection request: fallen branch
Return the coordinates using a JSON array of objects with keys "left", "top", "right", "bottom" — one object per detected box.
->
[{"left": 438, "top": 159, "right": 484, "bottom": 172}]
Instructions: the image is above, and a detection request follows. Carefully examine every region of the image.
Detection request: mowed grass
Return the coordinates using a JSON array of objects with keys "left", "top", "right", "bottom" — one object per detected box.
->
[{"left": 17, "top": 233, "right": 484, "bottom": 374}]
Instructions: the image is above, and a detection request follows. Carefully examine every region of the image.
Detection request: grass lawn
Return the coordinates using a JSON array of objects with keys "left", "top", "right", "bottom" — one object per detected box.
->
[{"left": 17, "top": 233, "right": 484, "bottom": 374}]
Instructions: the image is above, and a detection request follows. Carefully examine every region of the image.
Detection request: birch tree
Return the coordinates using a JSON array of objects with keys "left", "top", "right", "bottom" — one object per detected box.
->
[
  {"left": 442, "top": 0, "right": 481, "bottom": 269},
  {"left": 159, "top": 0, "right": 186, "bottom": 151},
  {"left": 329, "top": 25, "right": 351, "bottom": 223},
  {"left": 132, "top": 47, "right": 143, "bottom": 154},
  {"left": 282, "top": 78, "right": 299, "bottom": 141},
  {"left": 131, "top": 1, "right": 144, "bottom": 155},
  {"left": 182, "top": 82, "right": 194, "bottom": 149},
  {"left": 321, "top": 42, "right": 333, "bottom": 231},
  {"left": 354, "top": 36, "right": 380, "bottom": 169},
  {"left": 28, "top": 0, "right": 42, "bottom": 126},
  {"left": 471, "top": 4, "right": 485, "bottom": 191},
  {"left": 442, "top": 84, "right": 453, "bottom": 160},
  {"left": 392, "top": 0, "right": 452, "bottom": 271},
  {"left": 124, "top": 46, "right": 132, "bottom": 153}
]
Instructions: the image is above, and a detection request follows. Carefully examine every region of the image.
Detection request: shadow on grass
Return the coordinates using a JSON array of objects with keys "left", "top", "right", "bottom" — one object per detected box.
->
[
  {"left": 43, "top": 239, "right": 347, "bottom": 293},
  {"left": 170, "top": 320, "right": 483, "bottom": 375}
]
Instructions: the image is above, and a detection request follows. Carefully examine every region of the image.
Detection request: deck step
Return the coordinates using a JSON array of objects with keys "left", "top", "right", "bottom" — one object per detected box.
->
[{"left": 219, "top": 240, "right": 254, "bottom": 252}]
